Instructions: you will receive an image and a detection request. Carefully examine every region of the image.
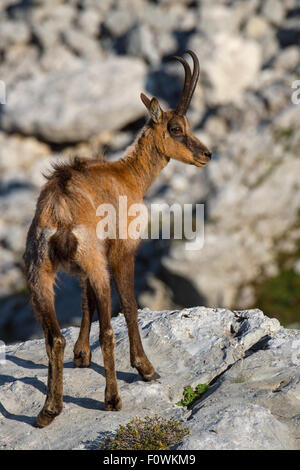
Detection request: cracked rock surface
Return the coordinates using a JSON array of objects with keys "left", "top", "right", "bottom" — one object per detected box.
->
[{"left": 1, "top": 307, "right": 299, "bottom": 450}]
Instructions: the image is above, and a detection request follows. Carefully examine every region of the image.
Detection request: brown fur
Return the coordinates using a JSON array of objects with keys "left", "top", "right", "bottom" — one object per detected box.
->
[{"left": 24, "top": 63, "right": 211, "bottom": 427}]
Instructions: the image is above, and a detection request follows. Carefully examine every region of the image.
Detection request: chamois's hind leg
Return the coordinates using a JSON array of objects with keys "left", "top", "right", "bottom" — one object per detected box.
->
[
  {"left": 78, "top": 251, "right": 122, "bottom": 411},
  {"left": 27, "top": 262, "right": 66, "bottom": 428},
  {"left": 111, "top": 253, "right": 160, "bottom": 381},
  {"left": 74, "top": 277, "right": 96, "bottom": 367}
]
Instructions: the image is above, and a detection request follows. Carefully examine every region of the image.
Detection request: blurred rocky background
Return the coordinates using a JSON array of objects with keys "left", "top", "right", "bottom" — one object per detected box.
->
[{"left": 0, "top": 0, "right": 299, "bottom": 343}]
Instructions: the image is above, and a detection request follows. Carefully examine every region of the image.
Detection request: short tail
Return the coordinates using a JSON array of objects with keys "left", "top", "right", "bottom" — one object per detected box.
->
[{"left": 49, "top": 228, "right": 78, "bottom": 264}]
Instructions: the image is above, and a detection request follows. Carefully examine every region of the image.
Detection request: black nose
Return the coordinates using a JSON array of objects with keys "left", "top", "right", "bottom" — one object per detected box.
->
[{"left": 205, "top": 150, "right": 212, "bottom": 159}]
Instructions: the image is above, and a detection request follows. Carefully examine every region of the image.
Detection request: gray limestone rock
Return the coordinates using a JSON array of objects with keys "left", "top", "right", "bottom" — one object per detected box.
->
[
  {"left": 1, "top": 307, "right": 298, "bottom": 450},
  {"left": 1, "top": 58, "right": 147, "bottom": 143}
]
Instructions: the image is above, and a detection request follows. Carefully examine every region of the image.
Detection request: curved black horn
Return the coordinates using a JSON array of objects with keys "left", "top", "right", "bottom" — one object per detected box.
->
[
  {"left": 185, "top": 50, "right": 200, "bottom": 110},
  {"left": 173, "top": 51, "right": 200, "bottom": 115},
  {"left": 173, "top": 55, "right": 192, "bottom": 116}
]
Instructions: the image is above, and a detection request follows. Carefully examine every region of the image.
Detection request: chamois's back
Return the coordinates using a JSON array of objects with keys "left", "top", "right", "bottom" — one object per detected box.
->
[{"left": 38, "top": 157, "right": 98, "bottom": 226}]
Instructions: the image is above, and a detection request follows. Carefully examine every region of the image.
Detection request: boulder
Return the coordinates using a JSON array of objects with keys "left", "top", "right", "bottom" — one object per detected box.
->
[
  {"left": 103, "top": 8, "right": 136, "bottom": 37},
  {"left": 31, "top": 3, "right": 76, "bottom": 50},
  {"left": 0, "top": 132, "right": 50, "bottom": 173},
  {"left": 1, "top": 57, "right": 147, "bottom": 143},
  {"left": 189, "top": 33, "right": 262, "bottom": 106},
  {"left": 0, "top": 307, "right": 299, "bottom": 450},
  {"left": 0, "top": 20, "right": 30, "bottom": 49},
  {"left": 262, "top": 0, "right": 286, "bottom": 26},
  {"left": 0, "top": 307, "right": 300, "bottom": 449}
]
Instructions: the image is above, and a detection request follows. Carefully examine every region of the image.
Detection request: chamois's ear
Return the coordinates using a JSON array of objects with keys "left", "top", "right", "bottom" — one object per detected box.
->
[
  {"left": 149, "top": 97, "right": 163, "bottom": 123},
  {"left": 140, "top": 92, "right": 151, "bottom": 109},
  {"left": 141, "top": 93, "right": 163, "bottom": 123}
]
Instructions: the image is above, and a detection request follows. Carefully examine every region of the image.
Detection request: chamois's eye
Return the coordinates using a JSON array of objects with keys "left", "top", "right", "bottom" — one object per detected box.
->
[{"left": 170, "top": 126, "right": 183, "bottom": 135}]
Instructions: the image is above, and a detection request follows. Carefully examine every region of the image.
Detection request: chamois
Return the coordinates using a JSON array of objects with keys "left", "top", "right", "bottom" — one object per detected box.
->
[{"left": 23, "top": 50, "right": 212, "bottom": 427}]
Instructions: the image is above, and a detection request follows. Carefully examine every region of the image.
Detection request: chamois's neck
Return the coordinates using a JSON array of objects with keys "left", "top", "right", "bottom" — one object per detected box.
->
[{"left": 120, "top": 126, "right": 169, "bottom": 196}]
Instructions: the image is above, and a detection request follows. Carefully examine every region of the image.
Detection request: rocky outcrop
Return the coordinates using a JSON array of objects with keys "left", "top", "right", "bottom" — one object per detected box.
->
[{"left": 0, "top": 307, "right": 299, "bottom": 450}]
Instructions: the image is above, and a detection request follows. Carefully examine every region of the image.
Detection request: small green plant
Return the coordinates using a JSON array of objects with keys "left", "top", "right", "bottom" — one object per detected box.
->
[
  {"left": 100, "top": 414, "right": 189, "bottom": 450},
  {"left": 230, "top": 374, "right": 248, "bottom": 384},
  {"left": 176, "top": 383, "right": 209, "bottom": 408}
]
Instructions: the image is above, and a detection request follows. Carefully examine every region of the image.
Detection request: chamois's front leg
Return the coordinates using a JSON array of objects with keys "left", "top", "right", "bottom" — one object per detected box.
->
[
  {"left": 111, "top": 253, "right": 160, "bottom": 381},
  {"left": 74, "top": 277, "right": 96, "bottom": 367}
]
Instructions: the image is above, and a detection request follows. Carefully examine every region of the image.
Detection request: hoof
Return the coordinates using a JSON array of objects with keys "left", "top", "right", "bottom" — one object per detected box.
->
[
  {"left": 35, "top": 408, "right": 59, "bottom": 428},
  {"left": 142, "top": 371, "right": 161, "bottom": 382},
  {"left": 73, "top": 350, "right": 91, "bottom": 368},
  {"left": 105, "top": 394, "right": 122, "bottom": 411},
  {"left": 133, "top": 360, "right": 160, "bottom": 382}
]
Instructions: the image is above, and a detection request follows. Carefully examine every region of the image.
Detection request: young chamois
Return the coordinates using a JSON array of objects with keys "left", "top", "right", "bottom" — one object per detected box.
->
[{"left": 24, "top": 50, "right": 212, "bottom": 427}]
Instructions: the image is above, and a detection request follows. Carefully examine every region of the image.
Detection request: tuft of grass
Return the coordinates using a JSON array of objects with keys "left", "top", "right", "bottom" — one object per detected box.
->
[
  {"left": 100, "top": 415, "right": 190, "bottom": 450},
  {"left": 176, "top": 383, "right": 209, "bottom": 408}
]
